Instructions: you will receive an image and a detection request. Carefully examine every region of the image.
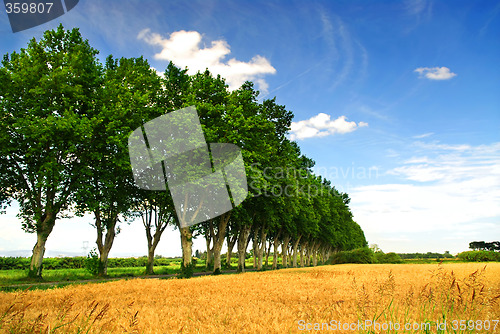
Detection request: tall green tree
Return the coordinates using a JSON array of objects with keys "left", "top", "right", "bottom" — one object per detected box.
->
[
  {"left": 0, "top": 25, "right": 102, "bottom": 278},
  {"left": 75, "top": 55, "right": 163, "bottom": 276},
  {"left": 159, "top": 62, "right": 195, "bottom": 276}
]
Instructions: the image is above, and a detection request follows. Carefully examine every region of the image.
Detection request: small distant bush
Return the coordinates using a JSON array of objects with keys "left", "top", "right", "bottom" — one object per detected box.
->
[
  {"left": 328, "top": 247, "right": 375, "bottom": 264},
  {"left": 375, "top": 252, "right": 403, "bottom": 264},
  {"left": 457, "top": 250, "right": 500, "bottom": 262},
  {"left": 85, "top": 248, "right": 101, "bottom": 276},
  {"left": 44, "top": 257, "right": 86, "bottom": 269},
  {"left": 179, "top": 262, "right": 194, "bottom": 278}
]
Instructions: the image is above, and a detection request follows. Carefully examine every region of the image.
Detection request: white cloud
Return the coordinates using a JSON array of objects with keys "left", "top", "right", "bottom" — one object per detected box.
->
[
  {"left": 414, "top": 66, "right": 457, "bottom": 80},
  {"left": 351, "top": 141, "right": 500, "bottom": 252},
  {"left": 413, "top": 141, "right": 471, "bottom": 152},
  {"left": 412, "top": 132, "right": 434, "bottom": 139},
  {"left": 389, "top": 141, "right": 499, "bottom": 183},
  {"left": 289, "top": 113, "right": 368, "bottom": 140},
  {"left": 138, "top": 29, "right": 276, "bottom": 93}
]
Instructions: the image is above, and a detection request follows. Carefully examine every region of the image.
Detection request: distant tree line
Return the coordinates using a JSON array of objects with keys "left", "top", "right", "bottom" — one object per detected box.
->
[
  {"left": 0, "top": 25, "right": 367, "bottom": 278},
  {"left": 469, "top": 241, "right": 500, "bottom": 252},
  {"left": 397, "top": 251, "right": 454, "bottom": 259}
]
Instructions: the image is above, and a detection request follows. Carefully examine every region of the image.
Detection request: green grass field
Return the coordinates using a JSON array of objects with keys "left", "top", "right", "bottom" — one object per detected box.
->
[{"left": 0, "top": 258, "right": 263, "bottom": 291}]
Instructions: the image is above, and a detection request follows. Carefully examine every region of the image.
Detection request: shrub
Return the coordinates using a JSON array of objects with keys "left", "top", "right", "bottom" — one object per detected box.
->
[
  {"left": 457, "top": 250, "right": 500, "bottom": 262},
  {"left": 179, "top": 262, "right": 194, "bottom": 278},
  {"left": 0, "top": 257, "right": 30, "bottom": 270},
  {"left": 375, "top": 252, "right": 403, "bottom": 264},
  {"left": 327, "top": 247, "right": 375, "bottom": 264},
  {"left": 0, "top": 255, "right": 183, "bottom": 271},
  {"left": 85, "top": 248, "right": 101, "bottom": 276}
]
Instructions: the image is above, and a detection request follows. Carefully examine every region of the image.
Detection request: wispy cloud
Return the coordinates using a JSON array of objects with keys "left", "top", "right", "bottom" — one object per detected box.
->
[
  {"left": 403, "top": 0, "right": 433, "bottom": 31},
  {"left": 289, "top": 113, "right": 368, "bottom": 140},
  {"left": 405, "top": 0, "right": 428, "bottom": 16},
  {"left": 319, "top": 11, "right": 356, "bottom": 91},
  {"left": 412, "top": 132, "right": 434, "bottom": 139},
  {"left": 358, "top": 104, "right": 390, "bottom": 121},
  {"left": 137, "top": 29, "right": 276, "bottom": 93},
  {"left": 351, "top": 141, "right": 500, "bottom": 251},
  {"left": 414, "top": 66, "right": 457, "bottom": 80},
  {"left": 413, "top": 141, "right": 471, "bottom": 152}
]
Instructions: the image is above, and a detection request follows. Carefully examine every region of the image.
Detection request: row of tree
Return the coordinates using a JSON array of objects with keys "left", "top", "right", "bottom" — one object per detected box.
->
[
  {"left": 0, "top": 25, "right": 367, "bottom": 278},
  {"left": 469, "top": 241, "right": 500, "bottom": 252}
]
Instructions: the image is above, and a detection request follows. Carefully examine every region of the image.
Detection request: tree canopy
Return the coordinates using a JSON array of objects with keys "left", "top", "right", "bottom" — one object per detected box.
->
[{"left": 0, "top": 25, "right": 367, "bottom": 277}]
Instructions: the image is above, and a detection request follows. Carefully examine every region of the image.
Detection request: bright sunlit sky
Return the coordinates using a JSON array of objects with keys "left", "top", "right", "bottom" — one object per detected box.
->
[{"left": 1, "top": 0, "right": 499, "bottom": 257}]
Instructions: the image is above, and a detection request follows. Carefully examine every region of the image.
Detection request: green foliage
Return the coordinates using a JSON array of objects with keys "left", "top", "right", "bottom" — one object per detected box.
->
[
  {"left": 457, "top": 250, "right": 500, "bottom": 262},
  {"left": 398, "top": 252, "right": 454, "bottom": 259},
  {"left": 469, "top": 241, "right": 500, "bottom": 251},
  {"left": 84, "top": 248, "right": 101, "bottom": 276},
  {"left": 0, "top": 24, "right": 105, "bottom": 278},
  {"left": 0, "top": 24, "right": 371, "bottom": 276},
  {"left": 0, "top": 24, "right": 102, "bottom": 231},
  {"left": 375, "top": 252, "right": 403, "bottom": 264},
  {"left": 327, "top": 247, "right": 375, "bottom": 264},
  {"left": 0, "top": 257, "right": 31, "bottom": 270},
  {"left": 0, "top": 256, "right": 196, "bottom": 271},
  {"left": 179, "top": 262, "right": 194, "bottom": 278}
]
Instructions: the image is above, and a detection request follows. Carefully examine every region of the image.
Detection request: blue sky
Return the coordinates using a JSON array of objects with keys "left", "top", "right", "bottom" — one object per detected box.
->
[{"left": 1, "top": 0, "right": 499, "bottom": 256}]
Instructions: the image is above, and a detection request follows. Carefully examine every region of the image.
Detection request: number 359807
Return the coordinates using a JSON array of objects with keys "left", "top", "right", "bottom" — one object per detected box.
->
[{"left": 5, "top": 2, "right": 54, "bottom": 14}]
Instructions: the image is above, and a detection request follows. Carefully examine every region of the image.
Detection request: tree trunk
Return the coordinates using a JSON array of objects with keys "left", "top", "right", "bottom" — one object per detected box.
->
[
  {"left": 272, "top": 232, "right": 281, "bottom": 270},
  {"left": 256, "top": 228, "right": 267, "bottom": 271},
  {"left": 320, "top": 247, "right": 326, "bottom": 265},
  {"left": 146, "top": 247, "right": 155, "bottom": 275},
  {"left": 265, "top": 239, "right": 271, "bottom": 267},
  {"left": 206, "top": 237, "right": 213, "bottom": 269},
  {"left": 180, "top": 226, "right": 193, "bottom": 277},
  {"left": 95, "top": 210, "right": 117, "bottom": 277},
  {"left": 28, "top": 212, "right": 56, "bottom": 278},
  {"left": 252, "top": 234, "right": 258, "bottom": 269},
  {"left": 252, "top": 232, "right": 257, "bottom": 268},
  {"left": 99, "top": 247, "right": 111, "bottom": 275},
  {"left": 305, "top": 244, "right": 312, "bottom": 266},
  {"left": 281, "top": 234, "right": 291, "bottom": 269},
  {"left": 300, "top": 242, "right": 307, "bottom": 267},
  {"left": 29, "top": 231, "right": 50, "bottom": 278},
  {"left": 145, "top": 228, "right": 165, "bottom": 275},
  {"left": 312, "top": 242, "right": 319, "bottom": 266},
  {"left": 212, "top": 213, "right": 231, "bottom": 275},
  {"left": 30, "top": 234, "right": 47, "bottom": 278},
  {"left": 145, "top": 222, "right": 154, "bottom": 275},
  {"left": 143, "top": 207, "right": 171, "bottom": 275},
  {"left": 253, "top": 225, "right": 266, "bottom": 271},
  {"left": 226, "top": 232, "right": 237, "bottom": 269},
  {"left": 205, "top": 222, "right": 214, "bottom": 270},
  {"left": 237, "top": 225, "right": 251, "bottom": 273},
  {"left": 292, "top": 235, "right": 302, "bottom": 268}
]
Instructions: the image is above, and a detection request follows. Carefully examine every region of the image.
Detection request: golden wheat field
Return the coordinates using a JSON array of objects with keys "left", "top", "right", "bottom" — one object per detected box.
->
[{"left": 1, "top": 263, "right": 499, "bottom": 333}]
